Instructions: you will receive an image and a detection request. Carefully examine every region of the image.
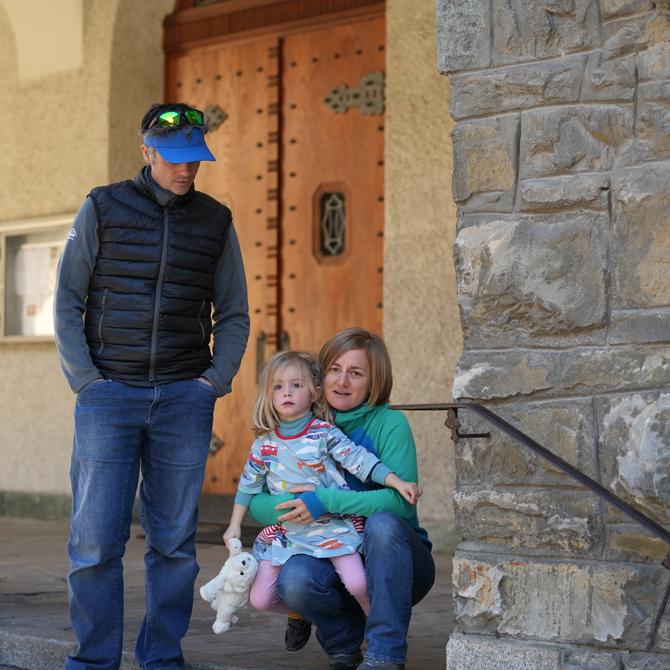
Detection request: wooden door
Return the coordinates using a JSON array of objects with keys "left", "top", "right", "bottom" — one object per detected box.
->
[
  {"left": 165, "top": 14, "right": 384, "bottom": 495},
  {"left": 280, "top": 17, "right": 384, "bottom": 352}
]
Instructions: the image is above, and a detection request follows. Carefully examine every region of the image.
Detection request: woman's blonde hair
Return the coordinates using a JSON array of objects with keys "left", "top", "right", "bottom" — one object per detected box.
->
[
  {"left": 318, "top": 327, "right": 393, "bottom": 406},
  {"left": 252, "top": 350, "right": 331, "bottom": 435}
]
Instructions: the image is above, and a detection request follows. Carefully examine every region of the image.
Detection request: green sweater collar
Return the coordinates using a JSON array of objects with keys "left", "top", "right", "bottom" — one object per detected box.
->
[{"left": 333, "top": 403, "right": 387, "bottom": 430}]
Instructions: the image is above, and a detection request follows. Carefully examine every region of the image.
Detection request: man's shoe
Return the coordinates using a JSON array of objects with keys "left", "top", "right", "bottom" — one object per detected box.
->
[
  {"left": 358, "top": 659, "right": 405, "bottom": 670},
  {"left": 285, "top": 616, "right": 312, "bottom": 651},
  {"left": 328, "top": 650, "right": 364, "bottom": 670}
]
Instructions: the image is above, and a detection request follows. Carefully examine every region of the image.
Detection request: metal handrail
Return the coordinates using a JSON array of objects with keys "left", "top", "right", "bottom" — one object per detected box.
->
[{"left": 390, "top": 401, "right": 670, "bottom": 568}]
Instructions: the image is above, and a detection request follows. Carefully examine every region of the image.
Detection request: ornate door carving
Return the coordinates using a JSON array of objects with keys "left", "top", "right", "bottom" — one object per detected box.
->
[{"left": 165, "top": 5, "right": 384, "bottom": 495}]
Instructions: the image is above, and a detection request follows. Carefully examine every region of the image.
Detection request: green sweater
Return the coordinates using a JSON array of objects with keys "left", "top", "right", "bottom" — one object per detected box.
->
[{"left": 247, "top": 403, "right": 431, "bottom": 549}]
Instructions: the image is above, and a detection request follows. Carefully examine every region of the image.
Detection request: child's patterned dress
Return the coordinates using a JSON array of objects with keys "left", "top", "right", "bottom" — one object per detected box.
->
[{"left": 238, "top": 416, "right": 383, "bottom": 565}]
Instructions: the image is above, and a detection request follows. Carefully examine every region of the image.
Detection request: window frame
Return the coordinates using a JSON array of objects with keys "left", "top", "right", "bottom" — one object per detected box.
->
[{"left": 0, "top": 214, "right": 74, "bottom": 343}]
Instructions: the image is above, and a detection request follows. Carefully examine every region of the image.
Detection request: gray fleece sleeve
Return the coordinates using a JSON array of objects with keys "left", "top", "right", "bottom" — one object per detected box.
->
[
  {"left": 53, "top": 198, "right": 102, "bottom": 393},
  {"left": 200, "top": 221, "right": 250, "bottom": 397}
]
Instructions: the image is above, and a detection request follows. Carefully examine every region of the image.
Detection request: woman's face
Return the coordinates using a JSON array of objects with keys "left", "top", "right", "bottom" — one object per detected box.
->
[{"left": 323, "top": 348, "right": 371, "bottom": 411}]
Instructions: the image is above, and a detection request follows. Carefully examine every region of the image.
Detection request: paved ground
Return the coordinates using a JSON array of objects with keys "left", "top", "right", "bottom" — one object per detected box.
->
[{"left": 0, "top": 517, "right": 453, "bottom": 670}]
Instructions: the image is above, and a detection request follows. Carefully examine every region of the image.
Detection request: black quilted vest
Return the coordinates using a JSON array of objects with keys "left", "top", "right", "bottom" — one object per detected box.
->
[{"left": 83, "top": 168, "right": 231, "bottom": 384}]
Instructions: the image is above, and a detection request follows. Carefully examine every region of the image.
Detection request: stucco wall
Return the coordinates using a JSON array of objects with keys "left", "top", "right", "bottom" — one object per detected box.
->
[
  {"left": 385, "top": 0, "right": 461, "bottom": 544},
  {"left": 0, "top": 0, "right": 172, "bottom": 498}
]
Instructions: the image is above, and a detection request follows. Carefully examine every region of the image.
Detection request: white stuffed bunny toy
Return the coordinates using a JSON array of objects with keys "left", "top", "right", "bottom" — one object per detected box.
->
[{"left": 199, "top": 537, "right": 259, "bottom": 634}]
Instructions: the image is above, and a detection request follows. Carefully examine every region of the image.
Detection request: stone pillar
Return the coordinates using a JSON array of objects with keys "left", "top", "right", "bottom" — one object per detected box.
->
[{"left": 438, "top": 1, "right": 670, "bottom": 667}]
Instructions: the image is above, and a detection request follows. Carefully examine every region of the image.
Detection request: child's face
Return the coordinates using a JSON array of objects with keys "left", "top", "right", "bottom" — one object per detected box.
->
[{"left": 272, "top": 364, "right": 314, "bottom": 423}]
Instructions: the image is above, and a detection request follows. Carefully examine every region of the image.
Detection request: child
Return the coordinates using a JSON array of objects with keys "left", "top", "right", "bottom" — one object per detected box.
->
[{"left": 223, "top": 350, "right": 419, "bottom": 620}]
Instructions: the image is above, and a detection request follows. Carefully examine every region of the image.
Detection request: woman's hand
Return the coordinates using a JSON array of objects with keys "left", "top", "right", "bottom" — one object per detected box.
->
[{"left": 275, "top": 497, "right": 313, "bottom": 524}]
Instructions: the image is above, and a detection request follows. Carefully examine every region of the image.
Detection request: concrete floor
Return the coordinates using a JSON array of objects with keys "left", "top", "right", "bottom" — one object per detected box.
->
[{"left": 0, "top": 517, "right": 453, "bottom": 670}]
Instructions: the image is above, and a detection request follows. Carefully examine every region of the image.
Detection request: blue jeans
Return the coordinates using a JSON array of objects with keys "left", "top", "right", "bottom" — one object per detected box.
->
[
  {"left": 277, "top": 511, "right": 435, "bottom": 664},
  {"left": 65, "top": 378, "right": 216, "bottom": 670}
]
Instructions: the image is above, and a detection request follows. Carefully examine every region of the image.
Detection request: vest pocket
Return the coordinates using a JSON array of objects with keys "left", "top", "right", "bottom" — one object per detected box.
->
[{"left": 97, "top": 288, "right": 108, "bottom": 354}]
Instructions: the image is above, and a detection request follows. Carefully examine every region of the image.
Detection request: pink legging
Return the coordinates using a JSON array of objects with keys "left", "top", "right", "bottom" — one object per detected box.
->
[{"left": 250, "top": 553, "right": 370, "bottom": 616}]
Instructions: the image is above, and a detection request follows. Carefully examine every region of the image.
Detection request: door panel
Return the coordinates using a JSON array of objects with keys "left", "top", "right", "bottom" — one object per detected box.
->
[
  {"left": 167, "top": 38, "right": 280, "bottom": 494},
  {"left": 165, "top": 16, "right": 384, "bottom": 496},
  {"left": 280, "top": 17, "right": 385, "bottom": 353}
]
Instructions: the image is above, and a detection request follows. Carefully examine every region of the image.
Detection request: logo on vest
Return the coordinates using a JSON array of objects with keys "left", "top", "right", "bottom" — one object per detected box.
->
[{"left": 67, "top": 227, "right": 77, "bottom": 241}]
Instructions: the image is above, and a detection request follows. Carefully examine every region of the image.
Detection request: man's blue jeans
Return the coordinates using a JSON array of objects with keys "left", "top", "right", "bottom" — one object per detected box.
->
[
  {"left": 65, "top": 378, "right": 217, "bottom": 670},
  {"left": 276, "top": 510, "right": 435, "bottom": 664}
]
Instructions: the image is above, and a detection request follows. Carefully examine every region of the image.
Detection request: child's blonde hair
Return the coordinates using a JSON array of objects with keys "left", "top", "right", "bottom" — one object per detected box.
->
[{"left": 252, "top": 350, "right": 331, "bottom": 435}]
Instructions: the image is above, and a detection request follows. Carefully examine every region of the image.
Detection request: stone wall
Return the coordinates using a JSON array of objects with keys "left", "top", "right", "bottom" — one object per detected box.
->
[{"left": 438, "top": 0, "right": 670, "bottom": 667}]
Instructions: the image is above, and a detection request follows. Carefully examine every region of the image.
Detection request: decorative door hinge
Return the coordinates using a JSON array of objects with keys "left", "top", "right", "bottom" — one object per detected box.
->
[
  {"left": 324, "top": 71, "right": 385, "bottom": 116},
  {"left": 209, "top": 433, "right": 224, "bottom": 456},
  {"left": 204, "top": 104, "right": 228, "bottom": 132}
]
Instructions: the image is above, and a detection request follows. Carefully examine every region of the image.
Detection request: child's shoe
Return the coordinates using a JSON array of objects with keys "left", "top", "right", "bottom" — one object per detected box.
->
[{"left": 284, "top": 614, "right": 312, "bottom": 651}]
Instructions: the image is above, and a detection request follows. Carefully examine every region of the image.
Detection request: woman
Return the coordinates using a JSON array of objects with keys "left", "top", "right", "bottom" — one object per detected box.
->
[{"left": 248, "top": 328, "right": 435, "bottom": 670}]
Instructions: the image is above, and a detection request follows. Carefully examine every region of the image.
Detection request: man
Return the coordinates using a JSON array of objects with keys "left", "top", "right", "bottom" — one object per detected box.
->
[{"left": 54, "top": 102, "right": 249, "bottom": 670}]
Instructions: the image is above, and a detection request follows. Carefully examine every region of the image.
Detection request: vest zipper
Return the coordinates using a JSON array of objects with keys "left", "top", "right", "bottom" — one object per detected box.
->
[
  {"left": 97, "top": 288, "right": 108, "bottom": 354},
  {"left": 149, "top": 208, "right": 170, "bottom": 381},
  {"left": 198, "top": 299, "right": 207, "bottom": 346}
]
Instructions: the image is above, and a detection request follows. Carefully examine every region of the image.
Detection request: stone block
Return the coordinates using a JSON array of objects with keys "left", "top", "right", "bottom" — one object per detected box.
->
[
  {"left": 610, "top": 309, "right": 670, "bottom": 345},
  {"left": 455, "top": 488, "right": 601, "bottom": 556},
  {"left": 604, "top": 13, "right": 670, "bottom": 60},
  {"left": 602, "top": 0, "right": 654, "bottom": 18},
  {"left": 604, "top": 523, "right": 669, "bottom": 564},
  {"left": 437, "top": 0, "right": 490, "bottom": 74},
  {"left": 559, "top": 348, "right": 670, "bottom": 397},
  {"left": 598, "top": 392, "right": 670, "bottom": 526},
  {"left": 562, "top": 648, "right": 623, "bottom": 669},
  {"left": 611, "top": 164, "right": 670, "bottom": 309},
  {"left": 454, "top": 398, "right": 598, "bottom": 487},
  {"left": 454, "top": 212, "right": 608, "bottom": 346},
  {"left": 453, "top": 346, "right": 670, "bottom": 401},
  {"left": 638, "top": 43, "right": 670, "bottom": 81},
  {"left": 452, "top": 350, "right": 554, "bottom": 401},
  {"left": 581, "top": 52, "right": 636, "bottom": 101},
  {"left": 520, "top": 105, "right": 634, "bottom": 179},
  {"left": 623, "top": 653, "right": 670, "bottom": 669},
  {"left": 450, "top": 55, "right": 585, "bottom": 120},
  {"left": 451, "top": 115, "right": 519, "bottom": 211},
  {"left": 492, "top": 0, "right": 601, "bottom": 66},
  {"left": 446, "top": 633, "right": 561, "bottom": 670},
  {"left": 654, "top": 602, "right": 670, "bottom": 653},
  {"left": 519, "top": 175, "right": 609, "bottom": 211},
  {"left": 635, "top": 81, "right": 670, "bottom": 163},
  {"left": 452, "top": 552, "right": 670, "bottom": 647}
]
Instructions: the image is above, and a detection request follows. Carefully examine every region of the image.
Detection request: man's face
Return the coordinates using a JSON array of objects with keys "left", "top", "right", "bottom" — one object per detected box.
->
[{"left": 141, "top": 144, "right": 200, "bottom": 195}]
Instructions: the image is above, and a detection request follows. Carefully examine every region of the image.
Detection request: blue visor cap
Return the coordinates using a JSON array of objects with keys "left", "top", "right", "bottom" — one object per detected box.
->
[{"left": 143, "top": 127, "right": 215, "bottom": 163}]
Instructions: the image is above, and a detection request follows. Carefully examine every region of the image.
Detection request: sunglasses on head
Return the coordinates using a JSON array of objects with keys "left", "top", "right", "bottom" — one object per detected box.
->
[{"left": 148, "top": 108, "right": 205, "bottom": 130}]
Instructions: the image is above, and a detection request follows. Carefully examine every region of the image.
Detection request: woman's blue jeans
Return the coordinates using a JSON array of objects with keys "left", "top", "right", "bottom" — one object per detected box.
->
[
  {"left": 276, "top": 510, "right": 435, "bottom": 664},
  {"left": 65, "top": 378, "right": 216, "bottom": 670}
]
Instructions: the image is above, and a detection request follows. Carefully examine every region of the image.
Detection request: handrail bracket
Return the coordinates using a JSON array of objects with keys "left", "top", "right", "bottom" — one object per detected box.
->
[{"left": 445, "top": 407, "right": 491, "bottom": 441}]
